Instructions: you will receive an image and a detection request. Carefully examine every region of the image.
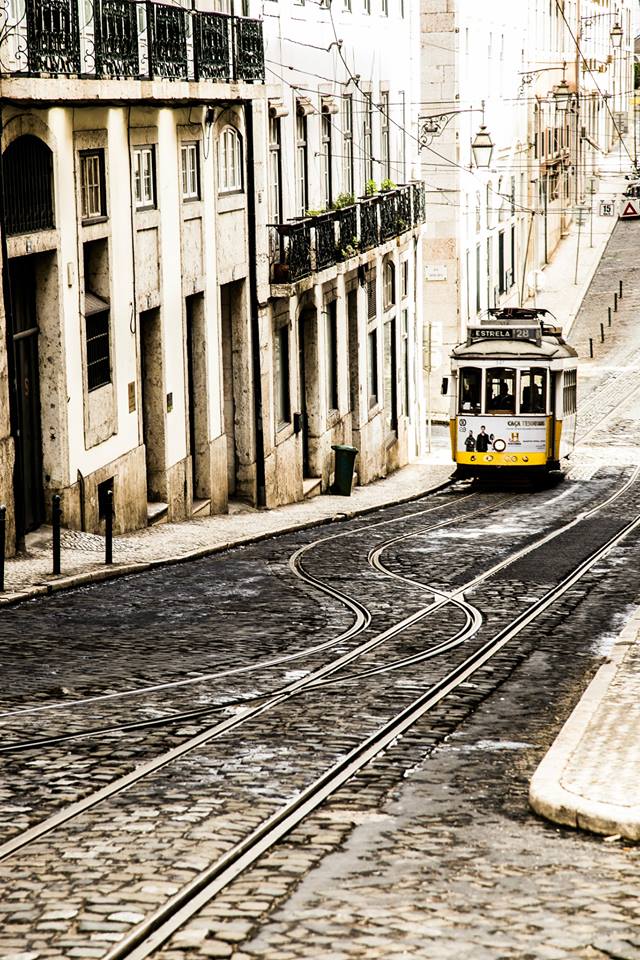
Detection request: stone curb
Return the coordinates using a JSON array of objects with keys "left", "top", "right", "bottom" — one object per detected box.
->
[
  {"left": 529, "top": 607, "right": 640, "bottom": 841},
  {"left": 0, "top": 472, "right": 455, "bottom": 609}
]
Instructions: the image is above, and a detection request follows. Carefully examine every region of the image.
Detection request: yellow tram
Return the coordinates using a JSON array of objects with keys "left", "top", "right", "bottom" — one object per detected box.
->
[{"left": 448, "top": 308, "right": 578, "bottom": 478}]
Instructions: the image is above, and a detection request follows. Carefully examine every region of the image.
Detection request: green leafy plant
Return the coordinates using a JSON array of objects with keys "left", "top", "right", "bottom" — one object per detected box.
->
[
  {"left": 380, "top": 178, "right": 397, "bottom": 192},
  {"left": 365, "top": 179, "right": 378, "bottom": 197},
  {"left": 305, "top": 208, "right": 326, "bottom": 218},
  {"left": 340, "top": 236, "right": 360, "bottom": 260},
  {"left": 332, "top": 192, "right": 356, "bottom": 209}
]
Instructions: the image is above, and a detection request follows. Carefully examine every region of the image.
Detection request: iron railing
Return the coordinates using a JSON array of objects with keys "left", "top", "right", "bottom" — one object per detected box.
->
[
  {"left": 0, "top": 0, "right": 265, "bottom": 82},
  {"left": 270, "top": 184, "right": 426, "bottom": 284}
]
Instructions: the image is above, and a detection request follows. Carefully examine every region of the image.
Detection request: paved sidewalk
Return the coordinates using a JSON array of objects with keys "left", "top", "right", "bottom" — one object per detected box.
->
[
  {"left": 529, "top": 607, "right": 640, "bottom": 841},
  {"left": 0, "top": 446, "right": 454, "bottom": 606}
]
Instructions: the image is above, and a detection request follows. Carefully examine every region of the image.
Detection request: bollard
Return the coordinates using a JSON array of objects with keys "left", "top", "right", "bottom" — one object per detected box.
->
[
  {"left": 105, "top": 489, "right": 113, "bottom": 565},
  {"left": 589, "top": 337, "right": 594, "bottom": 358},
  {"left": 619, "top": 279, "right": 623, "bottom": 300},
  {"left": 614, "top": 292, "right": 618, "bottom": 312},
  {"left": 608, "top": 306, "right": 612, "bottom": 327},
  {"left": 52, "top": 494, "right": 61, "bottom": 575},
  {"left": 0, "top": 504, "right": 5, "bottom": 593},
  {"left": 600, "top": 322, "right": 605, "bottom": 343}
]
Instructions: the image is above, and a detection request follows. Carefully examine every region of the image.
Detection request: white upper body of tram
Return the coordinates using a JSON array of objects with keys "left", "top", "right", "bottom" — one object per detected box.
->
[{"left": 448, "top": 308, "right": 578, "bottom": 476}]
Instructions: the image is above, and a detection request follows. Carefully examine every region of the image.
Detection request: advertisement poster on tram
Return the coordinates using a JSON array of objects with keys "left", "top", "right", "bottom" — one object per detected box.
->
[{"left": 456, "top": 416, "right": 547, "bottom": 454}]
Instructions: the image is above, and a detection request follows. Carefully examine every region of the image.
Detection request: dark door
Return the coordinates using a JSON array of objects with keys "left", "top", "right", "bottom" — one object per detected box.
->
[
  {"left": 298, "top": 313, "right": 310, "bottom": 477},
  {"left": 185, "top": 297, "right": 197, "bottom": 496},
  {"left": 9, "top": 258, "right": 44, "bottom": 533}
]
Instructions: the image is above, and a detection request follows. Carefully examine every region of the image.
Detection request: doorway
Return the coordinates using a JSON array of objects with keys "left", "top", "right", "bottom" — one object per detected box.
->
[
  {"left": 185, "top": 293, "right": 208, "bottom": 505},
  {"left": 298, "top": 309, "right": 314, "bottom": 478},
  {"left": 9, "top": 257, "right": 44, "bottom": 534},
  {"left": 139, "top": 308, "right": 167, "bottom": 506}
]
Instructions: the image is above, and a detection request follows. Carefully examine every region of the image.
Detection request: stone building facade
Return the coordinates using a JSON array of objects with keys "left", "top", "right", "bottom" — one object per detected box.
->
[{"left": 0, "top": 0, "right": 425, "bottom": 554}]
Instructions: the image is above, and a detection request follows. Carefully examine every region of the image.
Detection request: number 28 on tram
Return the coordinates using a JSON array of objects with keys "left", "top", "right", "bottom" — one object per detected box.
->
[{"left": 448, "top": 308, "right": 578, "bottom": 477}]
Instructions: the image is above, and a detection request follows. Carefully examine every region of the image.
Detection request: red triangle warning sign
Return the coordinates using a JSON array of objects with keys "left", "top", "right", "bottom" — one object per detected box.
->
[{"left": 621, "top": 201, "right": 639, "bottom": 218}]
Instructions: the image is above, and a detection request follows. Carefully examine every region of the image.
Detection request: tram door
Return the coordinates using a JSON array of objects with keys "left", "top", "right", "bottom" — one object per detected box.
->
[{"left": 9, "top": 257, "right": 44, "bottom": 533}]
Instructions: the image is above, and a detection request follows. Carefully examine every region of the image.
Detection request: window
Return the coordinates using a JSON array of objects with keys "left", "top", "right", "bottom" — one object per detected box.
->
[
  {"left": 219, "top": 127, "right": 242, "bottom": 193},
  {"left": 399, "top": 90, "right": 406, "bottom": 182},
  {"left": 133, "top": 146, "right": 155, "bottom": 209},
  {"left": 362, "top": 93, "right": 373, "bottom": 187},
  {"left": 275, "top": 322, "right": 290, "bottom": 427},
  {"left": 296, "top": 112, "right": 308, "bottom": 216},
  {"left": 459, "top": 368, "right": 481, "bottom": 413},
  {"left": 86, "top": 305, "right": 111, "bottom": 391},
  {"left": 383, "top": 260, "right": 395, "bottom": 308},
  {"left": 520, "top": 369, "right": 547, "bottom": 414},
  {"left": 321, "top": 114, "right": 332, "bottom": 208},
  {"left": 326, "top": 301, "right": 338, "bottom": 412},
  {"left": 563, "top": 369, "right": 577, "bottom": 415},
  {"left": 383, "top": 316, "right": 397, "bottom": 434},
  {"left": 269, "top": 117, "right": 283, "bottom": 224},
  {"left": 380, "top": 91, "right": 390, "bottom": 180},
  {"left": 342, "top": 95, "right": 354, "bottom": 196},
  {"left": 80, "top": 149, "right": 106, "bottom": 221},
  {"left": 367, "top": 270, "right": 376, "bottom": 320},
  {"left": 181, "top": 142, "right": 199, "bottom": 200},
  {"left": 486, "top": 368, "right": 516, "bottom": 414},
  {"left": 401, "top": 259, "right": 409, "bottom": 298}
]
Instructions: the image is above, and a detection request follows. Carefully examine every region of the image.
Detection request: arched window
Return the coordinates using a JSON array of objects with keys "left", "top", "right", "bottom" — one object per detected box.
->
[
  {"left": 218, "top": 126, "right": 243, "bottom": 193},
  {"left": 3, "top": 135, "right": 54, "bottom": 235}
]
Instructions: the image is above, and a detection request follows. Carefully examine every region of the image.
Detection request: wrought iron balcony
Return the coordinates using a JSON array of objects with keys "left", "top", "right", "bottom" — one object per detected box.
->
[
  {"left": 270, "top": 185, "right": 426, "bottom": 285},
  {"left": 270, "top": 221, "right": 313, "bottom": 284},
  {"left": 359, "top": 197, "right": 380, "bottom": 252},
  {"left": 0, "top": 0, "right": 265, "bottom": 83}
]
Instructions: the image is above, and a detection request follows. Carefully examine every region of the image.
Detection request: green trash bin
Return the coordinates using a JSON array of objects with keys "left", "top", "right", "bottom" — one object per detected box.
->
[{"left": 331, "top": 444, "right": 358, "bottom": 496}]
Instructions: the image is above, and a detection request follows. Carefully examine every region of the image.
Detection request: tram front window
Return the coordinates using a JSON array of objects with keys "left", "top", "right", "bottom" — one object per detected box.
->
[
  {"left": 486, "top": 368, "right": 515, "bottom": 413},
  {"left": 459, "top": 368, "right": 481, "bottom": 413},
  {"left": 520, "top": 370, "right": 546, "bottom": 413}
]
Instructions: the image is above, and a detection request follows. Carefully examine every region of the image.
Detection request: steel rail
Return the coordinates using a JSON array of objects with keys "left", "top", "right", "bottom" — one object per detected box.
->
[
  {"left": 0, "top": 488, "right": 476, "bottom": 722},
  {"left": 102, "top": 502, "right": 640, "bottom": 960}
]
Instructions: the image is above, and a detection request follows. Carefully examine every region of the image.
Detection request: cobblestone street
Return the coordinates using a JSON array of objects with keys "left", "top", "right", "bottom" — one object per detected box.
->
[{"left": 2, "top": 216, "right": 640, "bottom": 960}]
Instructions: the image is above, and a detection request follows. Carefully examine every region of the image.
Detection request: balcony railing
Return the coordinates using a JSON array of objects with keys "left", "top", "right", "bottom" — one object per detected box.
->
[
  {"left": 270, "top": 184, "right": 426, "bottom": 284},
  {"left": 0, "top": 0, "right": 265, "bottom": 83}
]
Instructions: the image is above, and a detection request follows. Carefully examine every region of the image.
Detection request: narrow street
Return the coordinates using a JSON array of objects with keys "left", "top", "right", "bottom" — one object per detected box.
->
[{"left": 1, "top": 220, "right": 640, "bottom": 960}]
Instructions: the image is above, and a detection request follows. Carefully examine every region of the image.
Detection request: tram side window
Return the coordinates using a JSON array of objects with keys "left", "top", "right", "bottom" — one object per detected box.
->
[
  {"left": 563, "top": 369, "right": 577, "bottom": 414},
  {"left": 459, "top": 368, "right": 481, "bottom": 413},
  {"left": 520, "top": 369, "right": 546, "bottom": 413},
  {"left": 486, "top": 368, "right": 515, "bottom": 413}
]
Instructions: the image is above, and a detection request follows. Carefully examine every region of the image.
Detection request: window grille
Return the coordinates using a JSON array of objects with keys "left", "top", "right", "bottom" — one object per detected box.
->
[
  {"left": 3, "top": 135, "right": 54, "bottom": 235},
  {"left": 85, "top": 297, "right": 111, "bottom": 391}
]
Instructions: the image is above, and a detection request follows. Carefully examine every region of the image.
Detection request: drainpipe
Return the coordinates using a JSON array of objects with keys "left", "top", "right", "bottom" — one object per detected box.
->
[
  {"left": 244, "top": 100, "right": 266, "bottom": 507},
  {"left": 0, "top": 103, "right": 24, "bottom": 552}
]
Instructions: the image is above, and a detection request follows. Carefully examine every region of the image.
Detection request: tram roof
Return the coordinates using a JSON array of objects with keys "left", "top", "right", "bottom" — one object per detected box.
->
[{"left": 451, "top": 307, "right": 577, "bottom": 362}]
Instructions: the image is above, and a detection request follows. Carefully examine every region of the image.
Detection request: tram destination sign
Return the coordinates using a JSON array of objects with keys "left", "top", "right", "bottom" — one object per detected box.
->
[{"left": 467, "top": 326, "right": 541, "bottom": 345}]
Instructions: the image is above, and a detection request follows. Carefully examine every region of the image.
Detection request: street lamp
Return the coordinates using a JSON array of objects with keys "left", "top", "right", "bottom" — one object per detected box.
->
[
  {"left": 610, "top": 21, "right": 623, "bottom": 49},
  {"left": 553, "top": 78, "right": 573, "bottom": 113},
  {"left": 471, "top": 124, "right": 494, "bottom": 169}
]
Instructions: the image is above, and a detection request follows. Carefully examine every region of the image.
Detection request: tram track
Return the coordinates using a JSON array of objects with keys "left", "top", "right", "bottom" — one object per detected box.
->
[
  {"left": 101, "top": 479, "right": 640, "bottom": 960},
  {"left": 0, "top": 468, "right": 636, "bottom": 868}
]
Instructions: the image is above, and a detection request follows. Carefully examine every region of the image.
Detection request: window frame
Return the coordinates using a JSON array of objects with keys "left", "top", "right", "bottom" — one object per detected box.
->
[
  {"left": 180, "top": 141, "right": 200, "bottom": 201},
  {"left": 133, "top": 145, "right": 156, "bottom": 210},
  {"left": 295, "top": 111, "right": 309, "bottom": 216},
  {"left": 86, "top": 308, "right": 112, "bottom": 392},
  {"left": 80, "top": 148, "right": 107, "bottom": 223},
  {"left": 218, "top": 126, "right": 243, "bottom": 194},
  {"left": 269, "top": 116, "right": 283, "bottom": 224},
  {"left": 342, "top": 95, "right": 354, "bottom": 196}
]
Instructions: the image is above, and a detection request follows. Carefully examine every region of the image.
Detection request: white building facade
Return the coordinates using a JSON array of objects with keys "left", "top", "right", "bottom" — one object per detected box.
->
[{"left": 420, "top": 0, "right": 634, "bottom": 422}]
